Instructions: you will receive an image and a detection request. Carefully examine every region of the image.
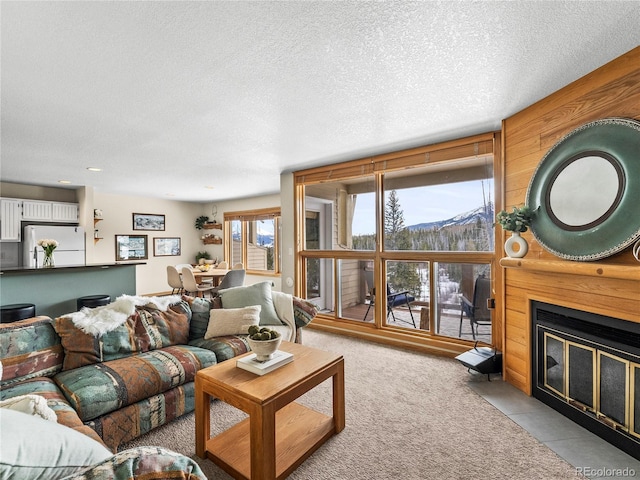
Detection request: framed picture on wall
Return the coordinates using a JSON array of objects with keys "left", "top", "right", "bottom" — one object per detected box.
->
[
  {"left": 154, "top": 237, "right": 181, "bottom": 256},
  {"left": 132, "top": 213, "right": 165, "bottom": 231},
  {"left": 115, "top": 235, "right": 148, "bottom": 261}
]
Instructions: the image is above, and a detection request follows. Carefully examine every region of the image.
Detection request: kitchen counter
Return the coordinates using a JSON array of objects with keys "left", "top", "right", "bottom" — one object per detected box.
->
[
  {"left": 0, "top": 262, "right": 145, "bottom": 275},
  {"left": 0, "top": 263, "right": 144, "bottom": 319}
]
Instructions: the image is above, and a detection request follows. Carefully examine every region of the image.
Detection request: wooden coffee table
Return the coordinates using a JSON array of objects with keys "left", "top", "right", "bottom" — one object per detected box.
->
[{"left": 195, "top": 341, "right": 345, "bottom": 480}]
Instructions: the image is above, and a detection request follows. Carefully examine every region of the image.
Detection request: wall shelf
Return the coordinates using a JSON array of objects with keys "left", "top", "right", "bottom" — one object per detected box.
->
[
  {"left": 94, "top": 217, "right": 103, "bottom": 243},
  {"left": 203, "top": 237, "right": 222, "bottom": 245},
  {"left": 500, "top": 257, "right": 640, "bottom": 281},
  {"left": 202, "top": 223, "right": 222, "bottom": 230}
]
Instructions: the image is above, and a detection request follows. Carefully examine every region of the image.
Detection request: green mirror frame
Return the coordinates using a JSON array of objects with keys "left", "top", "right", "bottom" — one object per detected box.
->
[{"left": 526, "top": 118, "right": 640, "bottom": 261}]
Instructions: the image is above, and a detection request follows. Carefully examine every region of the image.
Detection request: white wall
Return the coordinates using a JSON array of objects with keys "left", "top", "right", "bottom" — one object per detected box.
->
[
  {"left": 280, "top": 173, "right": 295, "bottom": 295},
  {"left": 91, "top": 192, "right": 206, "bottom": 294}
]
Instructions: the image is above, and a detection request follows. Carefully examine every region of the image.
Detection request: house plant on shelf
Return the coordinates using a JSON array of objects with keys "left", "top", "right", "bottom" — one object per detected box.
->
[
  {"left": 496, "top": 206, "right": 533, "bottom": 258},
  {"left": 195, "top": 216, "right": 209, "bottom": 230},
  {"left": 38, "top": 238, "right": 59, "bottom": 268}
]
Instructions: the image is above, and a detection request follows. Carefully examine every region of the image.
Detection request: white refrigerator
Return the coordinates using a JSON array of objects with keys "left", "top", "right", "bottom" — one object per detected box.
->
[{"left": 23, "top": 225, "right": 86, "bottom": 267}]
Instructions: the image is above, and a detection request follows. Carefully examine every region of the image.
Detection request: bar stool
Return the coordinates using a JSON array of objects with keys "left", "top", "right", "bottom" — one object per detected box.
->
[
  {"left": 1, "top": 303, "right": 36, "bottom": 323},
  {"left": 77, "top": 295, "right": 111, "bottom": 310}
]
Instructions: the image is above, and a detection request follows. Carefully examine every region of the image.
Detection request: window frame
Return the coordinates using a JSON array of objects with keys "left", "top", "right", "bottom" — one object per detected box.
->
[
  {"left": 294, "top": 132, "right": 503, "bottom": 353},
  {"left": 224, "top": 207, "right": 281, "bottom": 276}
]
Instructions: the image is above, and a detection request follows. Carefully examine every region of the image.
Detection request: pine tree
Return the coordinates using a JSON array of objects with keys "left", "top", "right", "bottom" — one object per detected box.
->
[
  {"left": 384, "top": 190, "right": 405, "bottom": 250},
  {"left": 384, "top": 190, "right": 421, "bottom": 296}
]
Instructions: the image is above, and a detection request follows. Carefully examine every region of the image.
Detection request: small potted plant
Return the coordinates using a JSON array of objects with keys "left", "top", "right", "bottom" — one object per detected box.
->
[
  {"left": 496, "top": 205, "right": 532, "bottom": 233},
  {"left": 247, "top": 326, "right": 282, "bottom": 361},
  {"left": 496, "top": 205, "right": 533, "bottom": 258},
  {"left": 195, "top": 215, "right": 209, "bottom": 230},
  {"left": 195, "top": 251, "right": 211, "bottom": 265}
]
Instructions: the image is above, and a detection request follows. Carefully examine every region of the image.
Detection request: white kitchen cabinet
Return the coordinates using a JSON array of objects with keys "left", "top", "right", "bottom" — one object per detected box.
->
[
  {"left": 0, "top": 199, "right": 22, "bottom": 241},
  {"left": 22, "top": 200, "right": 79, "bottom": 222},
  {"left": 22, "top": 200, "right": 52, "bottom": 221},
  {"left": 52, "top": 202, "right": 79, "bottom": 221}
]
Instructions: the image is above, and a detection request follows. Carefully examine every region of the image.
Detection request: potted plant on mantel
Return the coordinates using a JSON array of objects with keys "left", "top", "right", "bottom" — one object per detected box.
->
[{"left": 496, "top": 205, "right": 533, "bottom": 258}]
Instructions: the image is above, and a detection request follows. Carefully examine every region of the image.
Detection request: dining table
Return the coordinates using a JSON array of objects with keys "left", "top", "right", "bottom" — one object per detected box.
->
[{"left": 191, "top": 268, "right": 230, "bottom": 287}]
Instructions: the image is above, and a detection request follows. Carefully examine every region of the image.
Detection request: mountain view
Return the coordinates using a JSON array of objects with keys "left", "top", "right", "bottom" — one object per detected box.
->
[
  {"left": 242, "top": 203, "right": 496, "bottom": 251},
  {"left": 353, "top": 202, "right": 495, "bottom": 252},
  {"left": 407, "top": 203, "right": 494, "bottom": 231}
]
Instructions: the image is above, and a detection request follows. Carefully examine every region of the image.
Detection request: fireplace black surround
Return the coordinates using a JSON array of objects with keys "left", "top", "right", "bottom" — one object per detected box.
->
[{"left": 531, "top": 301, "right": 640, "bottom": 461}]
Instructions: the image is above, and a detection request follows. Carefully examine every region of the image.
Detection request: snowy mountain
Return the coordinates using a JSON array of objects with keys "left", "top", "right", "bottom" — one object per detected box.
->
[{"left": 407, "top": 203, "right": 494, "bottom": 231}]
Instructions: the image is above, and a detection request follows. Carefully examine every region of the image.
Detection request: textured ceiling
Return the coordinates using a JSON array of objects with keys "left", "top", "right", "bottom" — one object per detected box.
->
[{"left": 1, "top": 1, "right": 638, "bottom": 203}]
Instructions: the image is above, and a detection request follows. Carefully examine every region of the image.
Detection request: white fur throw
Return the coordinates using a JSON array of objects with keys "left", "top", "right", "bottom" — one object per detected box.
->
[
  {"left": 0, "top": 394, "right": 58, "bottom": 422},
  {"left": 65, "top": 295, "right": 182, "bottom": 336}
]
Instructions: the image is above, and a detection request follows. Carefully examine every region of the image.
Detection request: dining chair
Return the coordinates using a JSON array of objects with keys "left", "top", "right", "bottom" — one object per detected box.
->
[
  {"left": 232, "top": 262, "right": 244, "bottom": 270},
  {"left": 180, "top": 267, "right": 215, "bottom": 298},
  {"left": 217, "top": 261, "right": 228, "bottom": 269},
  {"left": 211, "top": 269, "right": 246, "bottom": 297},
  {"left": 166, "top": 265, "right": 183, "bottom": 294}
]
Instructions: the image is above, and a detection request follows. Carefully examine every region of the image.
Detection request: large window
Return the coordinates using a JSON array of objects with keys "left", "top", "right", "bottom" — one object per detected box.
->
[
  {"left": 224, "top": 208, "right": 281, "bottom": 275},
  {"left": 295, "top": 133, "right": 500, "bottom": 349}
]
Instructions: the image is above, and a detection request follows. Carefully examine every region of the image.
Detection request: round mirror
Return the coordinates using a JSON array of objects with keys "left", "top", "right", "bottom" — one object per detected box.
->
[
  {"left": 546, "top": 153, "right": 624, "bottom": 231},
  {"left": 526, "top": 117, "right": 640, "bottom": 261}
]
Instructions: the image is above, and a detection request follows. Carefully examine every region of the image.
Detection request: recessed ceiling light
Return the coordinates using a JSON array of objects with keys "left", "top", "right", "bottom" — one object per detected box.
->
[
  {"left": 165, "top": 193, "right": 176, "bottom": 197},
  {"left": 87, "top": 167, "right": 102, "bottom": 172},
  {"left": 205, "top": 185, "right": 215, "bottom": 189},
  {"left": 58, "top": 180, "right": 71, "bottom": 184}
]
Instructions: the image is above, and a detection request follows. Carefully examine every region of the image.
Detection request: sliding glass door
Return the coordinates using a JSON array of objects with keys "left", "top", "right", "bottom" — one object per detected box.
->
[{"left": 295, "top": 133, "right": 500, "bottom": 348}]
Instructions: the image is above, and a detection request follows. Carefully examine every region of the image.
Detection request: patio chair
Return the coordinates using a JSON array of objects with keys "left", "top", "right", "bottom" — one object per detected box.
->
[
  {"left": 363, "top": 268, "right": 416, "bottom": 327},
  {"left": 459, "top": 274, "right": 492, "bottom": 340}
]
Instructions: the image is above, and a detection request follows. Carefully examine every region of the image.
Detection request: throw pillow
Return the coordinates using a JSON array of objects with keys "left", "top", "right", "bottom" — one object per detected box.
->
[
  {"left": 179, "top": 295, "right": 211, "bottom": 340},
  {"left": 0, "top": 394, "right": 57, "bottom": 422},
  {"left": 219, "top": 281, "right": 283, "bottom": 326},
  {"left": 205, "top": 305, "right": 261, "bottom": 338},
  {"left": 55, "top": 306, "right": 189, "bottom": 370},
  {"left": 0, "top": 409, "right": 112, "bottom": 480},
  {"left": 64, "top": 446, "right": 206, "bottom": 480},
  {"left": 292, "top": 296, "right": 320, "bottom": 327}
]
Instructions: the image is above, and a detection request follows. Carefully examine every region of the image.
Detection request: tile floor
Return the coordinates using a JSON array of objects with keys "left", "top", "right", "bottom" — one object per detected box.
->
[{"left": 468, "top": 375, "right": 640, "bottom": 479}]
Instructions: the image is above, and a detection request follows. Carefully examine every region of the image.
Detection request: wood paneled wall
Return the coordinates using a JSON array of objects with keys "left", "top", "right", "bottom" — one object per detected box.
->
[{"left": 501, "top": 47, "right": 640, "bottom": 394}]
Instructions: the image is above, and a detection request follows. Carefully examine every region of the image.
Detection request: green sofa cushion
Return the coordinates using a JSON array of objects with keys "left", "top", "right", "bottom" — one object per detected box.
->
[
  {"left": 54, "top": 345, "right": 216, "bottom": 422},
  {"left": 0, "top": 316, "right": 63, "bottom": 387},
  {"left": 188, "top": 335, "right": 250, "bottom": 363}
]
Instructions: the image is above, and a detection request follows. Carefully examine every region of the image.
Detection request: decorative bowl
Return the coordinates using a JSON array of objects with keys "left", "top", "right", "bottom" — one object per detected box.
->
[{"left": 247, "top": 336, "right": 282, "bottom": 362}]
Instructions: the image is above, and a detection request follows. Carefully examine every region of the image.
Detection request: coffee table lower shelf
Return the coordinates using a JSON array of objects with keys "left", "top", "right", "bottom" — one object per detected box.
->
[{"left": 204, "top": 402, "right": 335, "bottom": 479}]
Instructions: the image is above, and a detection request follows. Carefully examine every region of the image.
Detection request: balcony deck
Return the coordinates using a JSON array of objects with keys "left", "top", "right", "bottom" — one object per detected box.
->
[{"left": 336, "top": 303, "right": 491, "bottom": 343}]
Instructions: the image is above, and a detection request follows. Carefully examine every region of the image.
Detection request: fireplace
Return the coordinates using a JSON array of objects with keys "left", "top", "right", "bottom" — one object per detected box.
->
[{"left": 531, "top": 301, "right": 640, "bottom": 460}]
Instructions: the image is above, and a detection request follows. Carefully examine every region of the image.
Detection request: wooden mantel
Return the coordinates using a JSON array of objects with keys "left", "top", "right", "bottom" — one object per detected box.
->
[{"left": 500, "top": 257, "right": 640, "bottom": 282}]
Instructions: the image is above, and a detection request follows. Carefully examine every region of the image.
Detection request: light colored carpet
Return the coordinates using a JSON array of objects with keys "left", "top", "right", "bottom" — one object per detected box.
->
[{"left": 122, "top": 329, "right": 581, "bottom": 479}]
